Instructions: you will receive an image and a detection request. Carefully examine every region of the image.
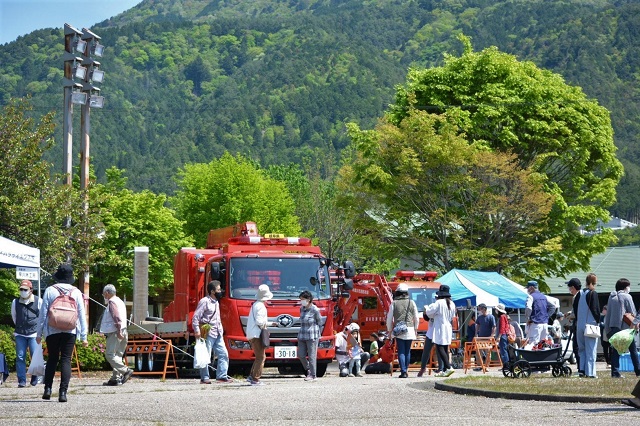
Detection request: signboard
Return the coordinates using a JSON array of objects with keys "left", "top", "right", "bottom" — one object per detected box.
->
[{"left": 16, "top": 267, "right": 39, "bottom": 281}]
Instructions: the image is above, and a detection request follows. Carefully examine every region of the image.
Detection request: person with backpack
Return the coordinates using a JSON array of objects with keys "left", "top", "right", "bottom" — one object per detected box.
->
[
  {"left": 36, "top": 263, "right": 88, "bottom": 403},
  {"left": 11, "top": 279, "right": 42, "bottom": 387}
]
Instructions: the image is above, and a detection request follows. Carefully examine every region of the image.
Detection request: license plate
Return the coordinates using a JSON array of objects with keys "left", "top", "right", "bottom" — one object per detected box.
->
[{"left": 274, "top": 346, "right": 297, "bottom": 359}]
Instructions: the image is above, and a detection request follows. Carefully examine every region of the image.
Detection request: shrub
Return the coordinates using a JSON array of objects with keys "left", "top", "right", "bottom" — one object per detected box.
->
[
  {"left": 0, "top": 325, "right": 17, "bottom": 370},
  {"left": 74, "top": 333, "right": 110, "bottom": 371}
]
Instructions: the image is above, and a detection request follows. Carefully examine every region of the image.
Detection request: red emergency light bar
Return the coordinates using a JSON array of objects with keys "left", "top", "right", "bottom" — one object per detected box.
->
[
  {"left": 395, "top": 270, "right": 438, "bottom": 281},
  {"left": 228, "top": 236, "right": 312, "bottom": 246}
]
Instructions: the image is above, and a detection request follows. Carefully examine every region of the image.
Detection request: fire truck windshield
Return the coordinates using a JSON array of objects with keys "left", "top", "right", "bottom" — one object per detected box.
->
[
  {"left": 409, "top": 288, "right": 438, "bottom": 312},
  {"left": 228, "top": 258, "right": 331, "bottom": 300}
]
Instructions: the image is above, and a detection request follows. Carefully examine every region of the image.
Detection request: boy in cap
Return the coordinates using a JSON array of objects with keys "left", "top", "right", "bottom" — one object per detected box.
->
[{"left": 11, "top": 280, "right": 41, "bottom": 387}]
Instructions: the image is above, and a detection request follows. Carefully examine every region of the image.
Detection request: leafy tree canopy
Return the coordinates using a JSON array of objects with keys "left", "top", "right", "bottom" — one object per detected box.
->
[
  {"left": 91, "top": 167, "right": 193, "bottom": 297},
  {"left": 172, "top": 152, "right": 300, "bottom": 246},
  {"left": 346, "top": 37, "right": 623, "bottom": 286}
]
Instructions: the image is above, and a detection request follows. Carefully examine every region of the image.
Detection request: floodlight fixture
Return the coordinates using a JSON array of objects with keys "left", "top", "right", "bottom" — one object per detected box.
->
[
  {"left": 73, "top": 64, "right": 87, "bottom": 80},
  {"left": 89, "top": 95, "right": 105, "bottom": 109},
  {"left": 71, "top": 91, "right": 87, "bottom": 105},
  {"left": 75, "top": 38, "right": 87, "bottom": 54},
  {"left": 91, "top": 68, "right": 105, "bottom": 83},
  {"left": 93, "top": 42, "right": 105, "bottom": 57}
]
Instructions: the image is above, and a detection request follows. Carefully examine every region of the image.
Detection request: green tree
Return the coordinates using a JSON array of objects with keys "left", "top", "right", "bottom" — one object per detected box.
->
[
  {"left": 345, "top": 110, "right": 556, "bottom": 284},
  {"left": 0, "top": 98, "right": 100, "bottom": 270},
  {"left": 266, "top": 161, "right": 362, "bottom": 263},
  {"left": 346, "top": 37, "right": 623, "bottom": 285},
  {"left": 91, "top": 168, "right": 193, "bottom": 297},
  {"left": 172, "top": 152, "right": 300, "bottom": 247}
]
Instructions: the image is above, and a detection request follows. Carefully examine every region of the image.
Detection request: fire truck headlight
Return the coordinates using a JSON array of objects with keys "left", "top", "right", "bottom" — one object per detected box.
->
[
  {"left": 317, "top": 340, "right": 333, "bottom": 349},
  {"left": 228, "top": 339, "right": 252, "bottom": 350}
]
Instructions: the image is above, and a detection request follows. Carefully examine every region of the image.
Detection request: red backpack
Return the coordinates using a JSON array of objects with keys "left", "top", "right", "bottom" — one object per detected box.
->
[{"left": 48, "top": 285, "right": 78, "bottom": 330}]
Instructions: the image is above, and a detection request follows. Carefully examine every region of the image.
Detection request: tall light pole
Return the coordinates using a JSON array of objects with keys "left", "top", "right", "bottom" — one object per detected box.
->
[{"left": 62, "top": 23, "right": 105, "bottom": 311}]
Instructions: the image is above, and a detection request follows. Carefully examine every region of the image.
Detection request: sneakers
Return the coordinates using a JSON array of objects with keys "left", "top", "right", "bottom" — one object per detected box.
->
[
  {"left": 216, "top": 376, "right": 234, "bottom": 383},
  {"left": 249, "top": 378, "right": 265, "bottom": 386},
  {"left": 103, "top": 379, "right": 122, "bottom": 386},
  {"left": 304, "top": 375, "right": 317, "bottom": 381},
  {"left": 443, "top": 368, "right": 455, "bottom": 377},
  {"left": 246, "top": 376, "right": 254, "bottom": 383},
  {"left": 399, "top": 372, "right": 408, "bottom": 378},
  {"left": 347, "top": 373, "right": 355, "bottom": 377},
  {"left": 434, "top": 371, "right": 446, "bottom": 377},
  {"left": 18, "top": 382, "right": 26, "bottom": 388},
  {"left": 200, "top": 379, "right": 212, "bottom": 384},
  {"left": 121, "top": 369, "right": 134, "bottom": 384},
  {"left": 355, "top": 373, "right": 363, "bottom": 377}
]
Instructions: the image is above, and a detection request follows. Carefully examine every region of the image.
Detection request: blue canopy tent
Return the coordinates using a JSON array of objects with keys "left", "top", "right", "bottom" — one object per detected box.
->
[
  {"left": 438, "top": 269, "right": 500, "bottom": 308},
  {"left": 439, "top": 269, "right": 559, "bottom": 310}
]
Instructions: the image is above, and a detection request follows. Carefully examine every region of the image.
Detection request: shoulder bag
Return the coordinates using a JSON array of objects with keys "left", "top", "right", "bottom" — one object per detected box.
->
[
  {"left": 392, "top": 300, "right": 411, "bottom": 336},
  {"left": 252, "top": 303, "right": 270, "bottom": 347},
  {"left": 584, "top": 323, "right": 600, "bottom": 338}
]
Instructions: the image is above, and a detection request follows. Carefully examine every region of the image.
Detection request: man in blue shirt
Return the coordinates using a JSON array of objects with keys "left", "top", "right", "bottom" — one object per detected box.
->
[
  {"left": 525, "top": 280, "right": 549, "bottom": 345},
  {"left": 475, "top": 303, "right": 496, "bottom": 366}
]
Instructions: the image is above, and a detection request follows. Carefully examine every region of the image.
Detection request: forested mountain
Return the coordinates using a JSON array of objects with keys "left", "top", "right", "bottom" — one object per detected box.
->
[{"left": 1, "top": 0, "right": 638, "bottom": 220}]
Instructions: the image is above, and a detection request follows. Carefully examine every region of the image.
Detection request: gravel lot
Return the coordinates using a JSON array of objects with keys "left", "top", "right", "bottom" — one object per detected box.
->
[{"left": 1, "top": 362, "right": 638, "bottom": 425}]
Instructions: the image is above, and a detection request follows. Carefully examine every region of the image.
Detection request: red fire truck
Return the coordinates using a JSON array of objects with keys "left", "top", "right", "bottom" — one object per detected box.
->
[{"left": 129, "top": 221, "right": 354, "bottom": 377}]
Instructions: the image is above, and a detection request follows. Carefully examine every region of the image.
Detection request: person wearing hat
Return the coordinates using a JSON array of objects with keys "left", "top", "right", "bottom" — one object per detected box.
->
[
  {"left": 11, "top": 280, "right": 42, "bottom": 387},
  {"left": 246, "top": 284, "right": 276, "bottom": 386},
  {"left": 524, "top": 280, "right": 550, "bottom": 345},
  {"left": 193, "top": 280, "right": 233, "bottom": 384},
  {"left": 494, "top": 303, "right": 511, "bottom": 364},
  {"left": 346, "top": 323, "right": 368, "bottom": 377},
  {"left": 386, "top": 283, "right": 420, "bottom": 378},
  {"left": 424, "top": 285, "right": 456, "bottom": 377},
  {"left": 36, "top": 263, "right": 88, "bottom": 402}
]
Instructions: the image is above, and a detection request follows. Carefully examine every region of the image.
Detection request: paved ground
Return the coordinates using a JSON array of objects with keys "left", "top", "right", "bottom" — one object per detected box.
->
[{"left": 1, "top": 362, "right": 638, "bottom": 425}]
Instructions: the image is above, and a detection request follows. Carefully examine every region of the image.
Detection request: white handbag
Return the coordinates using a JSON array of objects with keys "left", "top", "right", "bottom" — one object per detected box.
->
[{"left": 584, "top": 323, "right": 600, "bottom": 339}]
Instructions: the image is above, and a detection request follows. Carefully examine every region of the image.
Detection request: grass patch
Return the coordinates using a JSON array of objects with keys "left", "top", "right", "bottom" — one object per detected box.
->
[{"left": 445, "top": 372, "right": 637, "bottom": 398}]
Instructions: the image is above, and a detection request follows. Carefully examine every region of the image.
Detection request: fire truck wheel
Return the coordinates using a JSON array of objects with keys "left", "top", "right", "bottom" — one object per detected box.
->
[{"left": 316, "top": 363, "right": 327, "bottom": 378}]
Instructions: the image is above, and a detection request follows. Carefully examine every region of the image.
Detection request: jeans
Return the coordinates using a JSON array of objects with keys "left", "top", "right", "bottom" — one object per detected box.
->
[
  {"left": 499, "top": 334, "right": 509, "bottom": 364},
  {"left": 44, "top": 332, "right": 76, "bottom": 392},
  {"left": 199, "top": 333, "right": 229, "bottom": 380},
  {"left": 15, "top": 335, "right": 38, "bottom": 385},
  {"left": 396, "top": 338, "right": 412, "bottom": 373},
  {"left": 608, "top": 327, "right": 640, "bottom": 377},
  {"left": 297, "top": 338, "right": 318, "bottom": 378}
]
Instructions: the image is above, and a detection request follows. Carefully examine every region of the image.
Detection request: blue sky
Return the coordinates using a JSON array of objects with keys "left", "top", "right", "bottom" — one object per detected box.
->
[{"left": 0, "top": 0, "right": 142, "bottom": 44}]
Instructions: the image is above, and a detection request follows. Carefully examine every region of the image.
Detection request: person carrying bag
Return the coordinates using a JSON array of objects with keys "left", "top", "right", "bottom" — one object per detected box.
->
[{"left": 245, "top": 284, "right": 275, "bottom": 386}]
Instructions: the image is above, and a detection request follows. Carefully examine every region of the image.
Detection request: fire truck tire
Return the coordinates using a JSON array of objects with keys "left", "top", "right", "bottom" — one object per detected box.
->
[{"left": 316, "top": 363, "right": 328, "bottom": 378}]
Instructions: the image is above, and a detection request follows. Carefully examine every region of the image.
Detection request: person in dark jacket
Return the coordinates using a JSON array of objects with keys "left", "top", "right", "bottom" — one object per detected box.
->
[
  {"left": 11, "top": 280, "right": 41, "bottom": 387},
  {"left": 566, "top": 277, "right": 582, "bottom": 374}
]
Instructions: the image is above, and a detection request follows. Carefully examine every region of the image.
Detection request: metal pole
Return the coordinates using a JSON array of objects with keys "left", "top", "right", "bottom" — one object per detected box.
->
[{"left": 80, "top": 101, "right": 90, "bottom": 311}]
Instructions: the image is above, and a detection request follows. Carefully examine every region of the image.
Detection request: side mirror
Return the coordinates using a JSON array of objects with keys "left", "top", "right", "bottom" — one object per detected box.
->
[
  {"left": 342, "top": 278, "right": 354, "bottom": 291},
  {"left": 343, "top": 261, "right": 355, "bottom": 278}
]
